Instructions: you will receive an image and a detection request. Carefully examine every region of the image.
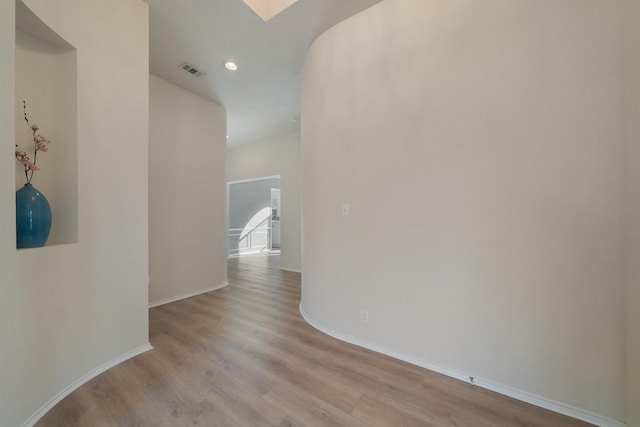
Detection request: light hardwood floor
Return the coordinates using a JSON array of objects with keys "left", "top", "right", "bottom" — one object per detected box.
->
[{"left": 37, "top": 254, "right": 592, "bottom": 426}]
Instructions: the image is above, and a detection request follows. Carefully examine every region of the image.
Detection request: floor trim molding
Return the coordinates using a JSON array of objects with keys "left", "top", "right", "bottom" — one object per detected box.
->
[
  {"left": 21, "top": 343, "right": 153, "bottom": 427},
  {"left": 149, "top": 281, "right": 228, "bottom": 308},
  {"left": 299, "top": 304, "right": 625, "bottom": 427},
  {"left": 280, "top": 267, "right": 301, "bottom": 273}
]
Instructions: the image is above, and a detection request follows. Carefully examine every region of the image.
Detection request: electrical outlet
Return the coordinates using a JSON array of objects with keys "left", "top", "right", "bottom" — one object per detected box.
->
[{"left": 361, "top": 310, "right": 369, "bottom": 323}]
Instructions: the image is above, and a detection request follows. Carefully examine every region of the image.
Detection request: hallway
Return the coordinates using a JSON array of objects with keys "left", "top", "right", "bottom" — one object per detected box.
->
[{"left": 37, "top": 255, "right": 590, "bottom": 426}]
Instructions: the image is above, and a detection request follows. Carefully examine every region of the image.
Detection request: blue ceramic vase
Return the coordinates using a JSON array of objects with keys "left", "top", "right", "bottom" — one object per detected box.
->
[{"left": 16, "top": 183, "right": 52, "bottom": 249}]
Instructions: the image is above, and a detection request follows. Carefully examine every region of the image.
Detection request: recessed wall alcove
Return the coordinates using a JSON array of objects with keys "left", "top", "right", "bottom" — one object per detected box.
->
[{"left": 15, "top": 0, "right": 78, "bottom": 247}]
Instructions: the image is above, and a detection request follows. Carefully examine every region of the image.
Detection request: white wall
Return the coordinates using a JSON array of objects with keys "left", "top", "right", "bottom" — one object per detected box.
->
[
  {"left": 0, "top": 1, "right": 149, "bottom": 426},
  {"left": 0, "top": 0, "right": 19, "bottom": 420},
  {"left": 624, "top": 1, "right": 640, "bottom": 425},
  {"left": 227, "top": 132, "right": 302, "bottom": 272},
  {"left": 149, "top": 74, "right": 227, "bottom": 306},
  {"left": 301, "top": 0, "right": 625, "bottom": 423}
]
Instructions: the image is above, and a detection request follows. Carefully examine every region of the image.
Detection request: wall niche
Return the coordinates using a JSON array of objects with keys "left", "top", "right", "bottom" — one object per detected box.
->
[{"left": 15, "top": 0, "right": 78, "bottom": 247}]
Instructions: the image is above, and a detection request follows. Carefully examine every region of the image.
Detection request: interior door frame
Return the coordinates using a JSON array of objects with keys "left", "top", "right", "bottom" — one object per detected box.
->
[{"left": 226, "top": 174, "right": 281, "bottom": 258}]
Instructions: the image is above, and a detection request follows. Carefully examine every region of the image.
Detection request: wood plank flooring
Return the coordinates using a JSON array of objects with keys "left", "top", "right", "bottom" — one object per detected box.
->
[{"left": 37, "top": 254, "right": 592, "bottom": 426}]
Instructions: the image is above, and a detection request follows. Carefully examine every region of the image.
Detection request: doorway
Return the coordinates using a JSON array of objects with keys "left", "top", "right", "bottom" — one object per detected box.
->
[{"left": 227, "top": 175, "right": 281, "bottom": 258}]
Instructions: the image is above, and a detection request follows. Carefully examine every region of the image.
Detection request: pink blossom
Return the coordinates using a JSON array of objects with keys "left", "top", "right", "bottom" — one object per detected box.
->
[{"left": 18, "top": 102, "right": 52, "bottom": 182}]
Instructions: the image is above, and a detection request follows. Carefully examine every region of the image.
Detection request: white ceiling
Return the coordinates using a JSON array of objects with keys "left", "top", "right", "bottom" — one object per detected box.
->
[{"left": 148, "top": 0, "right": 382, "bottom": 147}]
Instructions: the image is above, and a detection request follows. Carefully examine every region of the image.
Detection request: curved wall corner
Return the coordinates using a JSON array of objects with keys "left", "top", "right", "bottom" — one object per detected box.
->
[
  {"left": 149, "top": 74, "right": 228, "bottom": 307},
  {"left": 624, "top": 2, "right": 640, "bottom": 426},
  {"left": 0, "top": 1, "right": 150, "bottom": 426},
  {"left": 300, "top": 0, "right": 625, "bottom": 424}
]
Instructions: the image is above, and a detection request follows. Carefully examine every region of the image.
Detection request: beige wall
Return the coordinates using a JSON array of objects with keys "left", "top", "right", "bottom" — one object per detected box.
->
[
  {"left": 301, "top": 0, "right": 625, "bottom": 423},
  {"left": 0, "top": 1, "right": 149, "bottom": 426},
  {"left": 149, "top": 74, "right": 227, "bottom": 306},
  {"left": 624, "top": 0, "right": 640, "bottom": 425},
  {"left": 0, "top": 0, "right": 19, "bottom": 420},
  {"left": 227, "top": 133, "right": 302, "bottom": 272}
]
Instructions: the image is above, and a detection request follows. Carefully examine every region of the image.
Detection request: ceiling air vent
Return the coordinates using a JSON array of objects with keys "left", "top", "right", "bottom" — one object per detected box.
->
[{"left": 179, "top": 62, "right": 205, "bottom": 78}]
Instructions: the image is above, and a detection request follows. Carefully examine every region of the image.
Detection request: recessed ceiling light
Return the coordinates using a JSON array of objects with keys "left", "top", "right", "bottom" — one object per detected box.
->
[{"left": 224, "top": 61, "right": 238, "bottom": 71}]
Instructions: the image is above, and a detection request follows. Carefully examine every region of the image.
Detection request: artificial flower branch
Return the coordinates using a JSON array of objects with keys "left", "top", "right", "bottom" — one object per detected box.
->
[{"left": 15, "top": 101, "right": 51, "bottom": 184}]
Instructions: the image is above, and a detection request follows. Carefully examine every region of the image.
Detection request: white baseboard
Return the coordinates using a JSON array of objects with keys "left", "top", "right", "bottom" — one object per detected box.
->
[
  {"left": 280, "top": 267, "right": 301, "bottom": 273},
  {"left": 149, "top": 281, "right": 228, "bottom": 308},
  {"left": 472, "top": 377, "right": 625, "bottom": 427},
  {"left": 22, "top": 343, "right": 153, "bottom": 427},
  {"left": 298, "top": 304, "right": 625, "bottom": 427}
]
